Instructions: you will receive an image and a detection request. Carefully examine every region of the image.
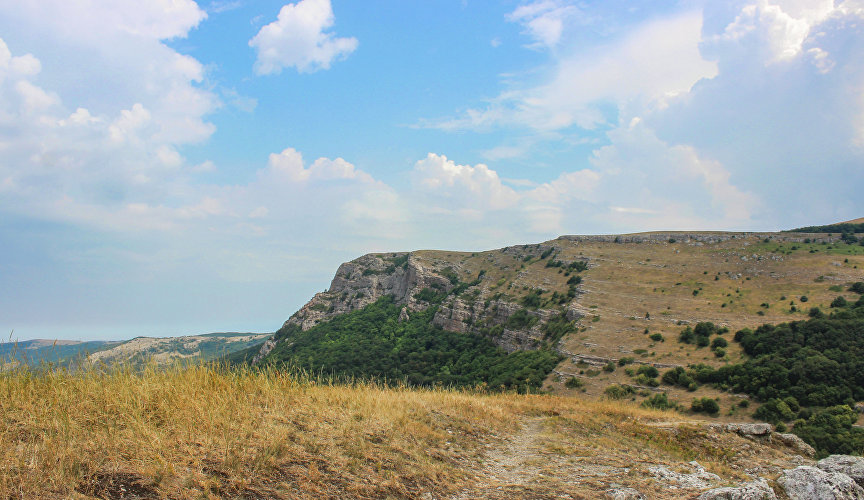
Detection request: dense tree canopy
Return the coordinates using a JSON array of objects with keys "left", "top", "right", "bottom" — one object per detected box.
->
[{"left": 262, "top": 296, "right": 562, "bottom": 392}]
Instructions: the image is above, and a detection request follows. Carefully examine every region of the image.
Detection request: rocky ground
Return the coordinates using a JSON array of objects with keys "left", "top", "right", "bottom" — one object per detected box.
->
[{"left": 451, "top": 418, "right": 863, "bottom": 499}]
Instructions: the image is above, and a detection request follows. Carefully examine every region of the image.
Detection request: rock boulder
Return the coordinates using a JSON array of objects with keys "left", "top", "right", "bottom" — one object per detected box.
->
[
  {"left": 777, "top": 466, "right": 864, "bottom": 500},
  {"left": 697, "top": 478, "right": 777, "bottom": 500},
  {"left": 818, "top": 455, "right": 864, "bottom": 488}
]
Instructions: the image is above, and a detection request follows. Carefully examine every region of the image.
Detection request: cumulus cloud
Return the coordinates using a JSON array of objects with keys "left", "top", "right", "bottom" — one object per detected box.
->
[
  {"left": 250, "top": 0, "right": 358, "bottom": 74},
  {"left": 0, "top": 0, "right": 218, "bottom": 236},
  {"left": 264, "top": 148, "right": 373, "bottom": 183},
  {"left": 409, "top": 154, "right": 606, "bottom": 237},
  {"left": 430, "top": 10, "right": 717, "bottom": 132},
  {"left": 412, "top": 153, "right": 519, "bottom": 211},
  {"left": 428, "top": 0, "right": 864, "bottom": 229},
  {"left": 652, "top": 0, "right": 864, "bottom": 225}
]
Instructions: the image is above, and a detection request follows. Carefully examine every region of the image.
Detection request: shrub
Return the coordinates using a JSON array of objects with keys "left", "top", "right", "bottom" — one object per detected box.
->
[
  {"left": 641, "top": 393, "right": 676, "bottom": 410},
  {"left": 604, "top": 384, "right": 634, "bottom": 400},
  {"left": 649, "top": 333, "right": 664, "bottom": 342},
  {"left": 603, "top": 362, "right": 615, "bottom": 373},
  {"left": 800, "top": 296, "right": 809, "bottom": 303},
  {"left": 849, "top": 282, "right": 864, "bottom": 294},
  {"left": 713, "top": 348, "right": 726, "bottom": 358},
  {"left": 711, "top": 337, "right": 728, "bottom": 349},
  {"left": 694, "top": 322, "right": 717, "bottom": 337},
  {"left": 753, "top": 398, "right": 796, "bottom": 424},
  {"left": 678, "top": 327, "right": 695, "bottom": 344},
  {"left": 617, "top": 357, "right": 635, "bottom": 366},
  {"left": 506, "top": 309, "right": 539, "bottom": 330},
  {"left": 691, "top": 397, "right": 719, "bottom": 415},
  {"left": 634, "top": 374, "right": 659, "bottom": 387},
  {"left": 565, "top": 377, "right": 583, "bottom": 389},
  {"left": 636, "top": 365, "right": 659, "bottom": 378},
  {"left": 414, "top": 288, "right": 446, "bottom": 304},
  {"left": 783, "top": 396, "right": 800, "bottom": 413},
  {"left": 568, "top": 261, "right": 589, "bottom": 273},
  {"left": 521, "top": 290, "right": 543, "bottom": 308},
  {"left": 661, "top": 367, "right": 696, "bottom": 389},
  {"left": 830, "top": 296, "right": 848, "bottom": 308}
]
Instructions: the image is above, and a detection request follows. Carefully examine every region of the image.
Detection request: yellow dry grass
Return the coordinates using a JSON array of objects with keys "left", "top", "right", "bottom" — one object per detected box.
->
[{"left": 0, "top": 362, "right": 805, "bottom": 499}]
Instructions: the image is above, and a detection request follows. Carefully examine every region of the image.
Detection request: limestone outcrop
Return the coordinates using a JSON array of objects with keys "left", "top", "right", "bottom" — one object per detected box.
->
[
  {"left": 255, "top": 249, "right": 583, "bottom": 362},
  {"left": 818, "top": 455, "right": 864, "bottom": 488},
  {"left": 777, "top": 465, "right": 864, "bottom": 500},
  {"left": 697, "top": 478, "right": 777, "bottom": 500}
]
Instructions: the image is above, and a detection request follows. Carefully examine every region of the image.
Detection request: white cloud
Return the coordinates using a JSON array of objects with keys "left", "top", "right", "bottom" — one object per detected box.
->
[
  {"left": 589, "top": 122, "right": 761, "bottom": 229},
  {"left": 0, "top": 0, "right": 218, "bottom": 235},
  {"left": 1, "top": 0, "right": 206, "bottom": 43},
  {"left": 250, "top": 0, "right": 358, "bottom": 74},
  {"left": 652, "top": 0, "right": 864, "bottom": 225},
  {"left": 431, "top": 10, "right": 717, "bottom": 132},
  {"left": 412, "top": 153, "right": 519, "bottom": 210},
  {"left": 706, "top": 0, "right": 836, "bottom": 64},
  {"left": 507, "top": 0, "right": 582, "bottom": 49},
  {"left": 431, "top": 0, "right": 864, "bottom": 228},
  {"left": 265, "top": 148, "right": 373, "bottom": 183}
]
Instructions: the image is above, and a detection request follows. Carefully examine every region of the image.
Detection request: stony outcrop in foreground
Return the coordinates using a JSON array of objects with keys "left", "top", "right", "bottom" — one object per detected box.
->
[{"left": 692, "top": 455, "right": 864, "bottom": 500}]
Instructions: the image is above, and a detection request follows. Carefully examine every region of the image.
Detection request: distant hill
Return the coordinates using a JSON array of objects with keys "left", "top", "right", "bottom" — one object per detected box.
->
[
  {"left": 86, "top": 332, "right": 272, "bottom": 366},
  {"left": 0, "top": 339, "right": 117, "bottom": 368},
  {"left": 1, "top": 333, "right": 272, "bottom": 369}
]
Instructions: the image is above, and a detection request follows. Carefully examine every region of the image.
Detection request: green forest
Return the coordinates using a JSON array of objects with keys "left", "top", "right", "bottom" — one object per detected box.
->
[
  {"left": 259, "top": 296, "right": 562, "bottom": 392},
  {"left": 666, "top": 287, "right": 864, "bottom": 456}
]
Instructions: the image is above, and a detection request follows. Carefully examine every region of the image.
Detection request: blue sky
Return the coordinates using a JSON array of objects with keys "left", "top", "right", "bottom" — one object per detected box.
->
[{"left": 1, "top": 0, "right": 862, "bottom": 340}]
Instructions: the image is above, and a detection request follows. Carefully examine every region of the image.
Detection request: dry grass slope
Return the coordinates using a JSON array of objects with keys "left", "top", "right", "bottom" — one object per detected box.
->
[{"left": 0, "top": 363, "right": 808, "bottom": 499}]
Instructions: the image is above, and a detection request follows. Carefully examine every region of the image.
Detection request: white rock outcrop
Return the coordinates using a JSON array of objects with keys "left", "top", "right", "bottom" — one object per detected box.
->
[
  {"left": 818, "top": 455, "right": 864, "bottom": 488},
  {"left": 697, "top": 478, "right": 777, "bottom": 500},
  {"left": 777, "top": 466, "right": 864, "bottom": 500}
]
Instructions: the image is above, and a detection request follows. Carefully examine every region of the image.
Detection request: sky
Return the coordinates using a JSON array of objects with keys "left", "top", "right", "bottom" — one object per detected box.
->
[{"left": 1, "top": 0, "right": 863, "bottom": 341}]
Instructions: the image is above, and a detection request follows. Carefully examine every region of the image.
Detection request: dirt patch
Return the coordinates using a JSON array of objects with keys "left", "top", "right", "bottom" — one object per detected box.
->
[{"left": 76, "top": 471, "right": 158, "bottom": 499}]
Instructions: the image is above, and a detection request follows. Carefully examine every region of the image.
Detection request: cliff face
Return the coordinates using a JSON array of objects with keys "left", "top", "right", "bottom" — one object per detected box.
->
[{"left": 254, "top": 246, "right": 585, "bottom": 362}]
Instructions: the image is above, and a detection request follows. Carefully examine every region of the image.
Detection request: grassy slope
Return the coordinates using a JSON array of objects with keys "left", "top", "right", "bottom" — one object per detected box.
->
[
  {"left": 392, "top": 234, "right": 863, "bottom": 422},
  {"left": 0, "top": 363, "right": 806, "bottom": 499},
  {"left": 539, "top": 235, "right": 864, "bottom": 419}
]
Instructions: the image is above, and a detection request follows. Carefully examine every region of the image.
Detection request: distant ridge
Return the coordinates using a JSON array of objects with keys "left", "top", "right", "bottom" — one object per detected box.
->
[
  {"left": 835, "top": 217, "right": 864, "bottom": 225},
  {"left": 787, "top": 218, "right": 864, "bottom": 233}
]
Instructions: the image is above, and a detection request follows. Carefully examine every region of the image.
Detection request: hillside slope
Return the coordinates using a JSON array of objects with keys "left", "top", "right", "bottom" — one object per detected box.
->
[
  {"left": 87, "top": 332, "right": 271, "bottom": 366},
  {"left": 255, "top": 230, "right": 864, "bottom": 421}
]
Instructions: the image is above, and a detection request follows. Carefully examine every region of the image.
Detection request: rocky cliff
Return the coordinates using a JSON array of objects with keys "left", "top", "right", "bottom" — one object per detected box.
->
[{"left": 254, "top": 244, "right": 587, "bottom": 362}]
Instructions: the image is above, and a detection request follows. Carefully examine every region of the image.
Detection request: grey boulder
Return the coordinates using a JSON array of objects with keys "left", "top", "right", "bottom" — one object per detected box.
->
[
  {"left": 725, "top": 423, "right": 773, "bottom": 441},
  {"left": 697, "top": 478, "right": 777, "bottom": 500},
  {"left": 772, "top": 432, "right": 816, "bottom": 457},
  {"left": 778, "top": 466, "right": 864, "bottom": 500},
  {"left": 818, "top": 455, "right": 864, "bottom": 488}
]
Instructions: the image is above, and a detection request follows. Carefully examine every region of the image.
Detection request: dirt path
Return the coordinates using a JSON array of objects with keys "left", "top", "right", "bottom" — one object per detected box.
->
[
  {"left": 449, "top": 417, "right": 628, "bottom": 499},
  {"left": 450, "top": 417, "right": 562, "bottom": 499}
]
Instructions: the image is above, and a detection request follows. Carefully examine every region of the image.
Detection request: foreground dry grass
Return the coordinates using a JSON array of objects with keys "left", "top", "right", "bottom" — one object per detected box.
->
[{"left": 0, "top": 363, "right": 805, "bottom": 499}]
